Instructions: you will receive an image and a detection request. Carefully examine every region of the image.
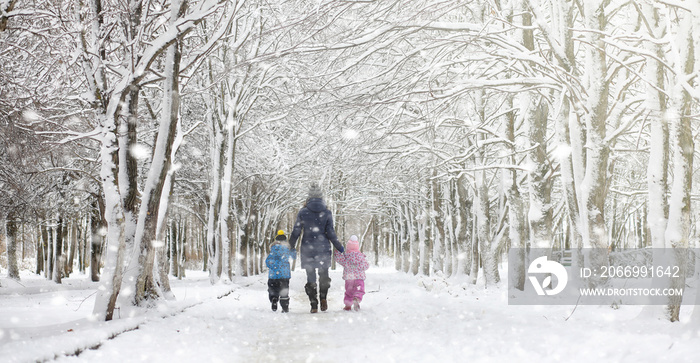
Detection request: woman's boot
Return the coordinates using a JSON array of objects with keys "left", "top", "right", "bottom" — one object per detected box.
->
[
  {"left": 319, "top": 275, "right": 331, "bottom": 311},
  {"left": 305, "top": 282, "right": 318, "bottom": 313}
]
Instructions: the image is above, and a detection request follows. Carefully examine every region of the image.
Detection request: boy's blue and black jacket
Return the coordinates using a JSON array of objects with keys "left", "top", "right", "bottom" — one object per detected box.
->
[{"left": 265, "top": 244, "right": 296, "bottom": 279}]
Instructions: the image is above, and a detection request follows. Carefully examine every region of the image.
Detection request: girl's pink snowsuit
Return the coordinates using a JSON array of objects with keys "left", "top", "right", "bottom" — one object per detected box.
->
[{"left": 334, "top": 250, "right": 370, "bottom": 307}]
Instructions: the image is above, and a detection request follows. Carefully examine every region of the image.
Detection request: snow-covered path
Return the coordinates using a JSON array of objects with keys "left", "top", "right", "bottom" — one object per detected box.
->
[
  {"left": 2, "top": 266, "right": 700, "bottom": 362},
  {"left": 56, "top": 268, "right": 483, "bottom": 362}
]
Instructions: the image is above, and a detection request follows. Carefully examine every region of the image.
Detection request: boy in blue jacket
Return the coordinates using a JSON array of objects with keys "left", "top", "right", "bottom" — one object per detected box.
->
[{"left": 265, "top": 230, "right": 296, "bottom": 312}]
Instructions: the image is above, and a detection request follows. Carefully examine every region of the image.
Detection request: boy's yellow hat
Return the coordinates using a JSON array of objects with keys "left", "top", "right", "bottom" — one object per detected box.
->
[
  {"left": 275, "top": 230, "right": 287, "bottom": 241},
  {"left": 277, "top": 230, "right": 285, "bottom": 235}
]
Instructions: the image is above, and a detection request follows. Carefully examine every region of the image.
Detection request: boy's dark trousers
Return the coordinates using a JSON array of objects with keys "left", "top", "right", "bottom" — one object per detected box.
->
[{"left": 267, "top": 278, "right": 290, "bottom": 311}]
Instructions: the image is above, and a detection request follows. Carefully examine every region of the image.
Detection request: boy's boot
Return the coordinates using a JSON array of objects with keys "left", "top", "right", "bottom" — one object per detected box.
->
[
  {"left": 319, "top": 276, "right": 331, "bottom": 312},
  {"left": 280, "top": 297, "right": 289, "bottom": 313},
  {"left": 305, "top": 282, "right": 318, "bottom": 313},
  {"left": 271, "top": 297, "right": 278, "bottom": 312}
]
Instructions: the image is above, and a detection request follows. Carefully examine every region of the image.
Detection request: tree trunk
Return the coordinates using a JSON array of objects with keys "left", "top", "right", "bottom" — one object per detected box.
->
[
  {"left": 206, "top": 114, "right": 224, "bottom": 283},
  {"left": 527, "top": 97, "right": 552, "bottom": 249},
  {"left": 474, "top": 91, "right": 499, "bottom": 285},
  {"left": 36, "top": 224, "right": 44, "bottom": 275},
  {"left": 170, "top": 220, "right": 178, "bottom": 276},
  {"left": 90, "top": 200, "right": 104, "bottom": 282},
  {"left": 78, "top": 218, "right": 85, "bottom": 273},
  {"left": 638, "top": 1, "right": 671, "bottom": 320},
  {"left": 476, "top": 168, "right": 497, "bottom": 285},
  {"left": 431, "top": 172, "right": 444, "bottom": 274},
  {"left": 121, "top": 31, "right": 183, "bottom": 305},
  {"left": 372, "top": 218, "right": 379, "bottom": 266},
  {"left": 665, "top": 13, "right": 695, "bottom": 322},
  {"left": 46, "top": 224, "right": 53, "bottom": 280},
  {"left": 421, "top": 209, "right": 430, "bottom": 276},
  {"left": 504, "top": 104, "right": 526, "bottom": 290},
  {"left": 580, "top": 0, "right": 610, "bottom": 288},
  {"left": 156, "top": 175, "right": 176, "bottom": 298},
  {"left": 401, "top": 206, "right": 410, "bottom": 273},
  {"left": 409, "top": 205, "right": 419, "bottom": 276},
  {"left": 92, "top": 111, "right": 127, "bottom": 321},
  {"left": 218, "top": 105, "right": 236, "bottom": 281},
  {"left": 6, "top": 217, "right": 20, "bottom": 280},
  {"left": 67, "top": 221, "right": 77, "bottom": 276},
  {"left": 53, "top": 217, "right": 64, "bottom": 284},
  {"left": 179, "top": 219, "right": 187, "bottom": 279},
  {"left": 456, "top": 174, "right": 471, "bottom": 276},
  {"left": 469, "top": 219, "right": 479, "bottom": 284}
]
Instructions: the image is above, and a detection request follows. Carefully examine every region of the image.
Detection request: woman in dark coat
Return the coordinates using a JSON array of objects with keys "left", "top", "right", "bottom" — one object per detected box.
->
[{"left": 289, "top": 183, "right": 345, "bottom": 313}]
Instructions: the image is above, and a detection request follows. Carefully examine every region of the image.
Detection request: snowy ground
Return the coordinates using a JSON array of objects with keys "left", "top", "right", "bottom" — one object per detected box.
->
[{"left": 2, "top": 264, "right": 700, "bottom": 363}]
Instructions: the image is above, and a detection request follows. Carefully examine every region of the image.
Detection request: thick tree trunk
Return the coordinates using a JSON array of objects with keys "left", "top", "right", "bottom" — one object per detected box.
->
[
  {"left": 666, "top": 15, "right": 695, "bottom": 322},
  {"left": 527, "top": 97, "right": 552, "bottom": 249},
  {"left": 580, "top": 0, "right": 610, "bottom": 288},
  {"left": 474, "top": 91, "right": 499, "bottom": 285},
  {"left": 218, "top": 106, "right": 236, "bottom": 281},
  {"left": 638, "top": 1, "right": 671, "bottom": 320},
  {"left": 476, "top": 168, "right": 498, "bottom": 285},
  {"left": 555, "top": 94, "right": 583, "bottom": 253},
  {"left": 93, "top": 110, "right": 127, "bottom": 321},
  {"left": 122, "top": 33, "right": 183, "bottom": 305},
  {"left": 206, "top": 118, "right": 224, "bottom": 283},
  {"left": 504, "top": 104, "right": 526, "bottom": 290}
]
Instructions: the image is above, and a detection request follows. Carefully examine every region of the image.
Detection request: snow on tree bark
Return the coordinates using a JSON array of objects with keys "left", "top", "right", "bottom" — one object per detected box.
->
[
  {"left": 120, "top": 1, "right": 187, "bottom": 306},
  {"left": 579, "top": 0, "right": 610, "bottom": 288},
  {"left": 90, "top": 0, "right": 227, "bottom": 319},
  {"left": 665, "top": 11, "right": 695, "bottom": 322},
  {"left": 93, "top": 114, "right": 127, "bottom": 321},
  {"left": 206, "top": 112, "right": 224, "bottom": 283}
]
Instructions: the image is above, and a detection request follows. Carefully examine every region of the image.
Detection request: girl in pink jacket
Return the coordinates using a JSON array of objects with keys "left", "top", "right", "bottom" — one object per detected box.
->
[{"left": 334, "top": 235, "right": 370, "bottom": 311}]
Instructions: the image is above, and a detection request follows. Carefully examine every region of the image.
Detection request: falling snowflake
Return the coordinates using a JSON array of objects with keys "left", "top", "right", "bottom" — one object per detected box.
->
[
  {"left": 342, "top": 128, "right": 359, "bottom": 140},
  {"left": 22, "top": 109, "right": 40, "bottom": 122},
  {"left": 129, "top": 144, "right": 151, "bottom": 160}
]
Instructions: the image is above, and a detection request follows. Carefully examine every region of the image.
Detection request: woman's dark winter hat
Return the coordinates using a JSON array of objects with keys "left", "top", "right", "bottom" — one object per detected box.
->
[
  {"left": 275, "top": 230, "right": 287, "bottom": 241},
  {"left": 308, "top": 183, "right": 323, "bottom": 199}
]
